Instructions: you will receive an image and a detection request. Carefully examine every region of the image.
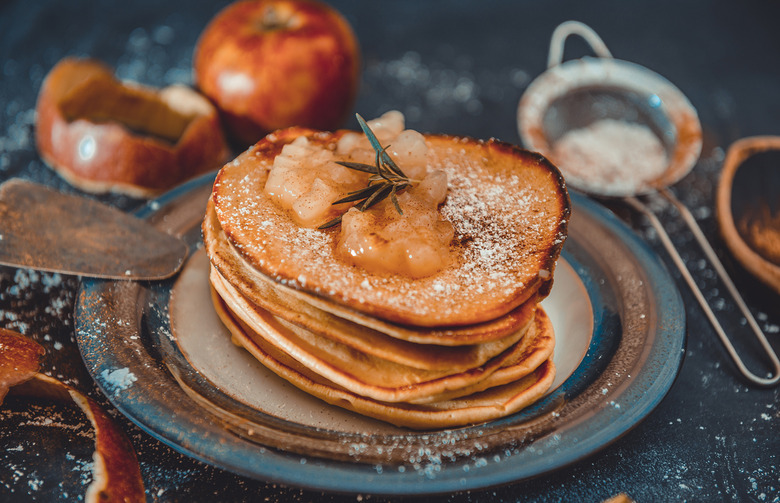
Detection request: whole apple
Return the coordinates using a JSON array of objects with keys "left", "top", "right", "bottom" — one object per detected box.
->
[{"left": 194, "top": 0, "right": 361, "bottom": 146}]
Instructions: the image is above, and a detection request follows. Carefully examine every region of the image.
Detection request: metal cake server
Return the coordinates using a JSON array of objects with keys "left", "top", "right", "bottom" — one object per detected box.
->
[{"left": 0, "top": 179, "right": 188, "bottom": 280}]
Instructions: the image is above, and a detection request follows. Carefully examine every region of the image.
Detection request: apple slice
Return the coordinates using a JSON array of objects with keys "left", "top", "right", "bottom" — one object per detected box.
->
[
  {"left": 0, "top": 328, "right": 145, "bottom": 502},
  {"left": 0, "top": 328, "right": 43, "bottom": 402}
]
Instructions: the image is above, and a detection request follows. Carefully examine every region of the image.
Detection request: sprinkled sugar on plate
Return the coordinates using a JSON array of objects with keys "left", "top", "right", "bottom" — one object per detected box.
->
[{"left": 75, "top": 172, "right": 685, "bottom": 495}]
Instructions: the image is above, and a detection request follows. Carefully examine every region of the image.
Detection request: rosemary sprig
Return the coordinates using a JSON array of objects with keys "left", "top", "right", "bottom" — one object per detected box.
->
[{"left": 318, "top": 114, "right": 416, "bottom": 229}]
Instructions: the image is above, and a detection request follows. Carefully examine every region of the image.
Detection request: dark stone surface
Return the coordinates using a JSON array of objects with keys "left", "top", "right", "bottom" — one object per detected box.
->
[{"left": 1, "top": 1, "right": 778, "bottom": 501}]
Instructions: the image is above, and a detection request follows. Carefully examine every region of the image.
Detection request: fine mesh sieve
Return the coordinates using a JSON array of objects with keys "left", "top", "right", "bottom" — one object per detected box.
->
[{"left": 518, "top": 21, "right": 779, "bottom": 386}]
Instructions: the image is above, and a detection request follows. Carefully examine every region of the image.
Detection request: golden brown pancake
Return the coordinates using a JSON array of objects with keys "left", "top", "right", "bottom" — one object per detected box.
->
[
  {"left": 210, "top": 264, "right": 534, "bottom": 372},
  {"left": 211, "top": 290, "right": 556, "bottom": 430},
  {"left": 211, "top": 127, "right": 570, "bottom": 327},
  {"left": 210, "top": 269, "right": 551, "bottom": 404},
  {"left": 409, "top": 309, "right": 555, "bottom": 404},
  {"left": 203, "top": 201, "right": 539, "bottom": 353}
]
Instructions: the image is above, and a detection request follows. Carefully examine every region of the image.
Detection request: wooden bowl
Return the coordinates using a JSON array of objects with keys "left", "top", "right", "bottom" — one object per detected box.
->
[{"left": 715, "top": 136, "right": 780, "bottom": 295}]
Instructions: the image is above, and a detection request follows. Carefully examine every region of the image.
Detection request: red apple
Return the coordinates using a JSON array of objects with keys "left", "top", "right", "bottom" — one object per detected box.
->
[{"left": 193, "top": 0, "right": 361, "bottom": 146}]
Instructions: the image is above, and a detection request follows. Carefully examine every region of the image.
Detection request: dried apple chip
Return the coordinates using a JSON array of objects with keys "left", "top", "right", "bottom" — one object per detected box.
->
[
  {"left": 0, "top": 328, "right": 145, "bottom": 502},
  {"left": 0, "top": 328, "right": 44, "bottom": 401}
]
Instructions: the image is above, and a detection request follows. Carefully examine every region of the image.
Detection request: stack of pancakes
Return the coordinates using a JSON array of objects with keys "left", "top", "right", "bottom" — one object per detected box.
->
[{"left": 203, "top": 127, "right": 570, "bottom": 429}]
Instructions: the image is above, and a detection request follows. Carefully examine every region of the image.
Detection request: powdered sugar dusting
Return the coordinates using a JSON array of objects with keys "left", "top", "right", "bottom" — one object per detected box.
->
[
  {"left": 551, "top": 119, "right": 668, "bottom": 196},
  {"left": 99, "top": 367, "right": 137, "bottom": 394},
  {"left": 213, "top": 134, "right": 567, "bottom": 325},
  {"left": 440, "top": 161, "right": 547, "bottom": 296}
]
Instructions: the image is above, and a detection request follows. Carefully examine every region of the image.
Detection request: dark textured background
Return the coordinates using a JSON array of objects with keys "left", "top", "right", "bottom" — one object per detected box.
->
[{"left": 1, "top": 1, "right": 779, "bottom": 501}]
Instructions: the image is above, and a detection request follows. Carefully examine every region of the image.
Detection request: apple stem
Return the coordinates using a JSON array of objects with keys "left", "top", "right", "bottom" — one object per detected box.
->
[{"left": 261, "top": 5, "right": 290, "bottom": 31}]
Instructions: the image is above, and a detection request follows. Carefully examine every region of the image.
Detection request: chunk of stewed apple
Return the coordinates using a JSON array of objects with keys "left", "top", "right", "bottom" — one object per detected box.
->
[
  {"left": 338, "top": 169, "right": 454, "bottom": 278},
  {"left": 263, "top": 111, "right": 454, "bottom": 277}
]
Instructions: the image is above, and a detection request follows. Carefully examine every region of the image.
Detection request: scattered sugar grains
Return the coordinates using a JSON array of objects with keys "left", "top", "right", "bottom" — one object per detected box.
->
[
  {"left": 1, "top": 268, "right": 73, "bottom": 335},
  {"left": 365, "top": 50, "right": 529, "bottom": 122},
  {"left": 100, "top": 367, "right": 138, "bottom": 394},
  {"left": 0, "top": 106, "right": 36, "bottom": 170},
  {"left": 3, "top": 405, "right": 97, "bottom": 496},
  {"left": 116, "top": 25, "right": 190, "bottom": 86}
]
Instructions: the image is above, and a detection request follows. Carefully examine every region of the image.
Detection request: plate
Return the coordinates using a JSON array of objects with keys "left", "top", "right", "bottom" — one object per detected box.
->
[
  {"left": 75, "top": 172, "right": 685, "bottom": 495},
  {"left": 165, "top": 246, "right": 590, "bottom": 438}
]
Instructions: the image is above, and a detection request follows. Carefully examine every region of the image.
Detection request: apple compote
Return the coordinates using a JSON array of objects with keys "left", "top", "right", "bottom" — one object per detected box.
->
[
  {"left": 263, "top": 111, "right": 454, "bottom": 278},
  {"left": 338, "top": 169, "right": 454, "bottom": 278},
  {"left": 264, "top": 134, "right": 364, "bottom": 227}
]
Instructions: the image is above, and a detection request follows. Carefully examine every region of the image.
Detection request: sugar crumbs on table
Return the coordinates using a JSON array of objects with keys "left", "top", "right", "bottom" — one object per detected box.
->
[{"left": 99, "top": 367, "right": 137, "bottom": 393}]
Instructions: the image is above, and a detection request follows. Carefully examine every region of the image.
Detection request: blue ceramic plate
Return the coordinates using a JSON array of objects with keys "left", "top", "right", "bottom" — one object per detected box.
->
[{"left": 76, "top": 172, "right": 685, "bottom": 495}]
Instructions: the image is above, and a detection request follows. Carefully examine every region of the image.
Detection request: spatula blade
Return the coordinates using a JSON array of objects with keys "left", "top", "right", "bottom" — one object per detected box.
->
[{"left": 0, "top": 179, "right": 188, "bottom": 280}]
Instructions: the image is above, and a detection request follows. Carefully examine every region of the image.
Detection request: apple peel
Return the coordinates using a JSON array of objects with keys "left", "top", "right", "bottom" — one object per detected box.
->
[
  {"left": 35, "top": 57, "right": 230, "bottom": 197},
  {"left": 0, "top": 328, "right": 44, "bottom": 402},
  {"left": 0, "top": 328, "right": 145, "bottom": 503}
]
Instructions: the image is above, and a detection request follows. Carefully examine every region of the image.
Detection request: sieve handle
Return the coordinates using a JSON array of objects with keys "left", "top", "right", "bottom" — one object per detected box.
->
[
  {"left": 625, "top": 193, "right": 780, "bottom": 387},
  {"left": 548, "top": 21, "right": 613, "bottom": 69}
]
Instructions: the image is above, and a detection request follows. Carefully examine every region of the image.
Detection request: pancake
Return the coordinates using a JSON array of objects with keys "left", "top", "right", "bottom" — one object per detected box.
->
[
  {"left": 210, "top": 269, "right": 550, "bottom": 403},
  {"left": 212, "top": 126, "right": 570, "bottom": 327},
  {"left": 209, "top": 262, "right": 534, "bottom": 372},
  {"left": 203, "top": 200, "right": 539, "bottom": 352},
  {"left": 212, "top": 290, "right": 556, "bottom": 430},
  {"left": 408, "top": 308, "right": 555, "bottom": 404}
]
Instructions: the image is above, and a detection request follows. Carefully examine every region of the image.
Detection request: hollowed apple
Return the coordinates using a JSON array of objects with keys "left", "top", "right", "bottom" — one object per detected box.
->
[{"left": 35, "top": 58, "right": 230, "bottom": 197}]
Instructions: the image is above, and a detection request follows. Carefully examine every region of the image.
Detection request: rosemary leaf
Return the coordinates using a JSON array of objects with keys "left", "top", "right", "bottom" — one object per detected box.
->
[
  {"left": 318, "top": 113, "right": 416, "bottom": 230},
  {"left": 378, "top": 145, "right": 407, "bottom": 179},
  {"left": 358, "top": 114, "right": 405, "bottom": 177},
  {"left": 358, "top": 184, "right": 394, "bottom": 212},
  {"left": 318, "top": 215, "right": 343, "bottom": 229},
  {"left": 333, "top": 185, "right": 384, "bottom": 205},
  {"left": 390, "top": 185, "right": 404, "bottom": 215},
  {"left": 335, "top": 160, "right": 379, "bottom": 174}
]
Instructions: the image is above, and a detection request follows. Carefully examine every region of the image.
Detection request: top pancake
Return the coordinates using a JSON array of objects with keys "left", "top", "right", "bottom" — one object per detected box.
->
[
  {"left": 212, "top": 127, "right": 570, "bottom": 327},
  {"left": 203, "top": 200, "right": 539, "bottom": 347}
]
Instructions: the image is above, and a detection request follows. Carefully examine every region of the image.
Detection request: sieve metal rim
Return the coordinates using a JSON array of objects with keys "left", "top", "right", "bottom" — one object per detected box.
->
[{"left": 517, "top": 21, "right": 703, "bottom": 197}]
